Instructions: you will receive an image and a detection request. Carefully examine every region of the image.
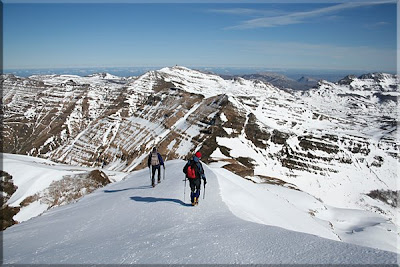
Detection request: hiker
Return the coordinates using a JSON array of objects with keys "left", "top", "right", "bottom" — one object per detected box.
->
[
  {"left": 147, "top": 147, "right": 165, "bottom": 187},
  {"left": 183, "top": 151, "right": 207, "bottom": 206}
]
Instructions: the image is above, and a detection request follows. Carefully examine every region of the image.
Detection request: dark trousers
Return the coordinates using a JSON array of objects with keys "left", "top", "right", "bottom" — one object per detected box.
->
[
  {"left": 151, "top": 165, "right": 161, "bottom": 185},
  {"left": 189, "top": 178, "right": 201, "bottom": 203}
]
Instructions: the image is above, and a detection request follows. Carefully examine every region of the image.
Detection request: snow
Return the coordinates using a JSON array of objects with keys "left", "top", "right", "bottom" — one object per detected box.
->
[
  {"left": 317, "top": 206, "right": 397, "bottom": 253},
  {"left": 102, "top": 116, "right": 121, "bottom": 147},
  {"left": 215, "top": 167, "right": 338, "bottom": 240},
  {"left": 167, "top": 139, "right": 177, "bottom": 150},
  {"left": 30, "top": 73, "right": 124, "bottom": 88},
  {"left": 214, "top": 166, "right": 398, "bottom": 253},
  {"left": 195, "top": 69, "right": 399, "bottom": 230},
  {"left": 23, "top": 107, "right": 36, "bottom": 119},
  {"left": 217, "top": 136, "right": 258, "bottom": 159},
  {"left": 4, "top": 154, "right": 83, "bottom": 207},
  {"left": 153, "top": 102, "right": 202, "bottom": 147},
  {"left": 14, "top": 200, "right": 48, "bottom": 223},
  {"left": 2, "top": 159, "right": 398, "bottom": 264},
  {"left": 220, "top": 112, "right": 228, "bottom": 122},
  {"left": 42, "top": 136, "right": 55, "bottom": 148},
  {"left": 223, "top": 127, "right": 234, "bottom": 134},
  {"left": 159, "top": 66, "right": 278, "bottom": 99},
  {"left": 2, "top": 153, "right": 127, "bottom": 221},
  {"left": 174, "top": 137, "right": 194, "bottom": 157},
  {"left": 210, "top": 147, "right": 229, "bottom": 160}
]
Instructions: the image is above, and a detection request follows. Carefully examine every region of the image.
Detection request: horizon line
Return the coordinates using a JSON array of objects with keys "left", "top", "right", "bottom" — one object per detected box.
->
[{"left": 2, "top": 65, "right": 396, "bottom": 72}]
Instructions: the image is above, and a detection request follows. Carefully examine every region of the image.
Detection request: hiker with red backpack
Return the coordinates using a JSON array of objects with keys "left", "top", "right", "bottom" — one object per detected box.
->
[
  {"left": 183, "top": 151, "right": 207, "bottom": 206},
  {"left": 147, "top": 147, "right": 165, "bottom": 187}
]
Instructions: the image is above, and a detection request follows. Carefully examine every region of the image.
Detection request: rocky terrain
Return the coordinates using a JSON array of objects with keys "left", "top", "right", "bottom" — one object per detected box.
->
[{"left": 2, "top": 66, "right": 398, "bottom": 229}]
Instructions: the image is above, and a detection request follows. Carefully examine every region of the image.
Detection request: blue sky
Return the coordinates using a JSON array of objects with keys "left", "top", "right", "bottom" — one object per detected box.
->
[{"left": 3, "top": 1, "right": 397, "bottom": 72}]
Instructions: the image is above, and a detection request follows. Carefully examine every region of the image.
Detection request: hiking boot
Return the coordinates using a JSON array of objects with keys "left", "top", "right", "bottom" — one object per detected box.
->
[
  {"left": 194, "top": 197, "right": 198, "bottom": 205},
  {"left": 152, "top": 183, "right": 155, "bottom": 187}
]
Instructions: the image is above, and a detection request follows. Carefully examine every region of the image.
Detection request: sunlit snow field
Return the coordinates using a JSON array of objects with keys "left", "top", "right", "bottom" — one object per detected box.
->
[{"left": 2, "top": 155, "right": 398, "bottom": 264}]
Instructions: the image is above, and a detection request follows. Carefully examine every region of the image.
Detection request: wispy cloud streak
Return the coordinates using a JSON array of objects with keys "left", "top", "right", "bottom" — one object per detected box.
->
[{"left": 218, "top": 1, "right": 394, "bottom": 29}]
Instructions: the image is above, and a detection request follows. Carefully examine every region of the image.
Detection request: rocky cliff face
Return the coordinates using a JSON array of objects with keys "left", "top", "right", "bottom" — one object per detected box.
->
[{"left": 2, "top": 66, "right": 398, "bottom": 224}]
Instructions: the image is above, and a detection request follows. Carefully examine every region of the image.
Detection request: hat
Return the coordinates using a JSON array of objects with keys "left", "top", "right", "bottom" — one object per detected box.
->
[
  {"left": 195, "top": 151, "right": 202, "bottom": 158},
  {"left": 152, "top": 147, "right": 157, "bottom": 152}
]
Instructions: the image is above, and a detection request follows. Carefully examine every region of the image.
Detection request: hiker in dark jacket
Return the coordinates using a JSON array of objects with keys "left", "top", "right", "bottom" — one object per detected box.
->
[
  {"left": 183, "top": 151, "right": 207, "bottom": 206},
  {"left": 147, "top": 147, "right": 165, "bottom": 187}
]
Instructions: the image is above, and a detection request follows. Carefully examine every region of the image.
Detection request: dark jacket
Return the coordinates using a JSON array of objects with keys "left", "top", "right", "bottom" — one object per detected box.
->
[
  {"left": 147, "top": 152, "right": 164, "bottom": 168},
  {"left": 183, "top": 156, "right": 206, "bottom": 181}
]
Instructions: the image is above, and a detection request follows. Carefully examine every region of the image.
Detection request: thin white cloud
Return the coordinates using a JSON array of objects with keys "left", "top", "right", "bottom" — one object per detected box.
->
[
  {"left": 223, "top": 1, "right": 395, "bottom": 29},
  {"left": 364, "top": 21, "right": 390, "bottom": 29}
]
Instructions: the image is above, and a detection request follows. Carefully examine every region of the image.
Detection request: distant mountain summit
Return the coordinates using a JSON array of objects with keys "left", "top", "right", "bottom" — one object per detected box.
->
[
  {"left": 221, "top": 72, "right": 318, "bottom": 90},
  {"left": 297, "top": 76, "right": 318, "bottom": 83},
  {"left": 337, "top": 72, "right": 397, "bottom": 92},
  {"left": 338, "top": 75, "right": 357, "bottom": 85},
  {"left": 86, "top": 72, "right": 121, "bottom": 79}
]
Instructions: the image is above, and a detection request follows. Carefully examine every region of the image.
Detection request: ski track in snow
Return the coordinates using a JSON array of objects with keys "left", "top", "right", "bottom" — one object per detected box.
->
[{"left": 3, "top": 160, "right": 397, "bottom": 264}]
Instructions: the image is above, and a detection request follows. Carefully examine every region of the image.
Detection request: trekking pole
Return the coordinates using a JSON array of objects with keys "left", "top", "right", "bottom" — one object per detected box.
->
[
  {"left": 149, "top": 168, "right": 152, "bottom": 184},
  {"left": 163, "top": 166, "right": 166, "bottom": 180},
  {"left": 184, "top": 177, "right": 187, "bottom": 201},
  {"left": 203, "top": 182, "right": 206, "bottom": 199}
]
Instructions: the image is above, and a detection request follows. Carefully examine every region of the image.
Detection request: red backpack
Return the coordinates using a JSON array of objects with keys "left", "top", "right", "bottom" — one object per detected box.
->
[{"left": 187, "top": 161, "right": 197, "bottom": 179}]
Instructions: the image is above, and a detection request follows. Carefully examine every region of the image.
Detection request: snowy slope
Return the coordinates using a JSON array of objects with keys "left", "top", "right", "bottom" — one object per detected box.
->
[
  {"left": 212, "top": 164, "right": 398, "bottom": 253},
  {"left": 3, "top": 160, "right": 398, "bottom": 264},
  {"left": 158, "top": 66, "right": 279, "bottom": 98},
  {"left": 2, "top": 153, "right": 127, "bottom": 223}
]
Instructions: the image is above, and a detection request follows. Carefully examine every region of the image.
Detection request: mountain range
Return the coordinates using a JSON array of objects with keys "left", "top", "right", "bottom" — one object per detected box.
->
[
  {"left": 1, "top": 66, "right": 398, "bottom": 259},
  {"left": 220, "top": 72, "right": 318, "bottom": 90}
]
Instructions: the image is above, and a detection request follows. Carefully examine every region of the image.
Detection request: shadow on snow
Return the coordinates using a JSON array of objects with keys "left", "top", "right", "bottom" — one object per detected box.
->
[
  {"left": 130, "top": 196, "right": 193, "bottom": 207},
  {"left": 104, "top": 185, "right": 153, "bottom": 193}
]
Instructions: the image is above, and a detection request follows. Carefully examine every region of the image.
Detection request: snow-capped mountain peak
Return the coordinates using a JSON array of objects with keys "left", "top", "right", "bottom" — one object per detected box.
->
[
  {"left": 337, "top": 72, "right": 397, "bottom": 92},
  {"left": 86, "top": 72, "right": 121, "bottom": 80}
]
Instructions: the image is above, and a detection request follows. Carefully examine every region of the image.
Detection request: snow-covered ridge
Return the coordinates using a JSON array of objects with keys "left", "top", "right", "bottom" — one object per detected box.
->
[
  {"left": 339, "top": 72, "right": 398, "bottom": 92},
  {"left": 3, "top": 159, "right": 398, "bottom": 264},
  {"left": 29, "top": 72, "right": 127, "bottom": 87},
  {"left": 158, "top": 66, "right": 280, "bottom": 98},
  {"left": 298, "top": 74, "right": 398, "bottom": 140},
  {"left": 86, "top": 72, "right": 122, "bottom": 80}
]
